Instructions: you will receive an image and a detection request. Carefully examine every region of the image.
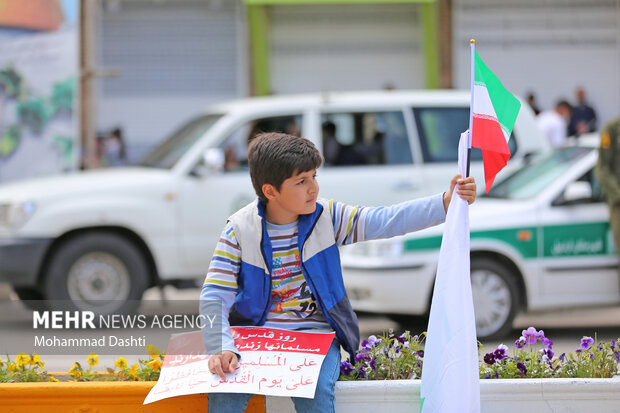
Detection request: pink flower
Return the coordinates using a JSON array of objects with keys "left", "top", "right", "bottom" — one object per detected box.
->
[{"left": 522, "top": 327, "right": 540, "bottom": 345}]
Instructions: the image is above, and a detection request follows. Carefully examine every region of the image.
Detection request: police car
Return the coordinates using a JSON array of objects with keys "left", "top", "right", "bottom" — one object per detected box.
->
[{"left": 341, "top": 136, "right": 618, "bottom": 340}]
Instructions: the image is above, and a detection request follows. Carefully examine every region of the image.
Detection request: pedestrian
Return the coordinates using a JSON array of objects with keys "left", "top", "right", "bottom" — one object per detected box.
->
[
  {"left": 537, "top": 100, "right": 572, "bottom": 148},
  {"left": 200, "top": 132, "right": 477, "bottom": 412},
  {"left": 594, "top": 118, "right": 620, "bottom": 257},
  {"left": 105, "top": 127, "right": 128, "bottom": 166},
  {"left": 526, "top": 92, "right": 541, "bottom": 116},
  {"left": 568, "top": 86, "right": 597, "bottom": 136}
]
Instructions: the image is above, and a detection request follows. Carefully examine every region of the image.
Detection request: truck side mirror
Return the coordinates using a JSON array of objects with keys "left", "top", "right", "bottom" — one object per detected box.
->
[
  {"left": 204, "top": 148, "right": 225, "bottom": 172},
  {"left": 191, "top": 148, "right": 225, "bottom": 178}
]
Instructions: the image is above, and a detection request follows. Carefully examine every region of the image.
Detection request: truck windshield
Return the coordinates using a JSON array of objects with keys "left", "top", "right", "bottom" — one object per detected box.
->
[
  {"left": 486, "top": 146, "right": 592, "bottom": 200},
  {"left": 139, "top": 114, "right": 222, "bottom": 169}
]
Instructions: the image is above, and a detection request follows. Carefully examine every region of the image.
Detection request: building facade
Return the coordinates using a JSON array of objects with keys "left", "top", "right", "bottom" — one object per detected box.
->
[{"left": 95, "top": 0, "right": 620, "bottom": 160}]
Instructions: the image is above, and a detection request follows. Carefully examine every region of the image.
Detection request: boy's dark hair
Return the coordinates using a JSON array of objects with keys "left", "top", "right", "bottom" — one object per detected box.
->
[{"left": 248, "top": 132, "right": 323, "bottom": 202}]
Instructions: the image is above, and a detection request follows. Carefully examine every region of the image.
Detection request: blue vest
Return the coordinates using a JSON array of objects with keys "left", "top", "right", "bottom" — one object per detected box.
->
[{"left": 227, "top": 198, "right": 360, "bottom": 358}]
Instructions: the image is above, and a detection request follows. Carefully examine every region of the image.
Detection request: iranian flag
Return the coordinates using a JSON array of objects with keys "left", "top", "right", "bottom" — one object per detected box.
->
[{"left": 472, "top": 50, "right": 521, "bottom": 193}]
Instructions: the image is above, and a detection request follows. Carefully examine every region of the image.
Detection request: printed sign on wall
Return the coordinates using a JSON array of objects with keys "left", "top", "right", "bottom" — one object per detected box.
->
[{"left": 0, "top": 0, "right": 79, "bottom": 182}]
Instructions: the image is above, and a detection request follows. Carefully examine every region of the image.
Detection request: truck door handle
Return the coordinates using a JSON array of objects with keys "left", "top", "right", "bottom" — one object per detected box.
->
[{"left": 392, "top": 181, "right": 418, "bottom": 191}]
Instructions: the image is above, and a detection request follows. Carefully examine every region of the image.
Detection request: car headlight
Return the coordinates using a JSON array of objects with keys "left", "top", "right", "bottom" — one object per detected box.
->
[
  {"left": 345, "top": 240, "right": 404, "bottom": 258},
  {"left": 0, "top": 201, "right": 36, "bottom": 229}
]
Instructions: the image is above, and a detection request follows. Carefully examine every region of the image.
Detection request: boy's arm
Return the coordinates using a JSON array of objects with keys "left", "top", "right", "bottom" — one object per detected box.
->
[
  {"left": 330, "top": 194, "right": 447, "bottom": 245},
  {"left": 200, "top": 222, "right": 241, "bottom": 356}
]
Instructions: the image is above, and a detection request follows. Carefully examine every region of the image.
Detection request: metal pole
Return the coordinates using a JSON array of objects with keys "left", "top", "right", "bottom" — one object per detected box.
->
[
  {"left": 466, "top": 39, "right": 475, "bottom": 177},
  {"left": 80, "top": 0, "right": 96, "bottom": 169}
]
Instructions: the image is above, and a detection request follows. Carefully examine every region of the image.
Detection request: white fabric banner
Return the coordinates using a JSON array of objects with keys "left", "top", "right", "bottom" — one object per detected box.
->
[{"left": 420, "top": 131, "right": 480, "bottom": 412}]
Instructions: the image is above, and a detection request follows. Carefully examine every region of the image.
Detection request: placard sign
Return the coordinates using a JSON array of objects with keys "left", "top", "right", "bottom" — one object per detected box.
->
[{"left": 144, "top": 327, "right": 335, "bottom": 404}]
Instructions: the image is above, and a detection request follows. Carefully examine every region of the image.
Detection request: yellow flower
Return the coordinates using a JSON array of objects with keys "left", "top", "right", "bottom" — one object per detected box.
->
[
  {"left": 129, "top": 363, "right": 139, "bottom": 380},
  {"left": 30, "top": 354, "right": 41, "bottom": 366},
  {"left": 7, "top": 363, "right": 17, "bottom": 372},
  {"left": 115, "top": 357, "right": 127, "bottom": 369},
  {"left": 68, "top": 362, "right": 82, "bottom": 377},
  {"left": 145, "top": 344, "right": 161, "bottom": 359},
  {"left": 87, "top": 353, "right": 99, "bottom": 367},
  {"left": 15, "top": 353, "right": 30, "bottom": 367},
  {"left": 147, "top": 358, "right": 163, "bottom": 372},
  {"left": 48, "top": 376, "right": 59, "bottom": 382}
]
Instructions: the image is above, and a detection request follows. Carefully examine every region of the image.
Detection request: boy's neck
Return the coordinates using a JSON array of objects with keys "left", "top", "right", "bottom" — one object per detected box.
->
[{"left": 264, "top": 201, "right": 299, "bottom": 225}]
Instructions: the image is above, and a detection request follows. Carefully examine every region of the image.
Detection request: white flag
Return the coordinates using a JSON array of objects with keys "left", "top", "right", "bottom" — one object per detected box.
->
[{"left": 420, "top": 131, "right": 480, "bottom": 413}]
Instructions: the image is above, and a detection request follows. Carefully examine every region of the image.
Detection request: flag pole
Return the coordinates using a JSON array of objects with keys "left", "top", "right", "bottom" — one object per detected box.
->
[{"left": 466, "top": 38, "right": 475, "bottom": 178}]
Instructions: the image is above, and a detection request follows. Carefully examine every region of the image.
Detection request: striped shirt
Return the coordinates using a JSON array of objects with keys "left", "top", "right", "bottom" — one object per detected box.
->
[{"left": 262, "top": 221, "right": 331, "bottom": 330}]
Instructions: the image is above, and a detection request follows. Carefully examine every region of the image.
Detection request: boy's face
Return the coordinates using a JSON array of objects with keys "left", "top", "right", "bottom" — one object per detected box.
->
[{"left": 263, "top": 169, "right": 319, "bottom": 224}]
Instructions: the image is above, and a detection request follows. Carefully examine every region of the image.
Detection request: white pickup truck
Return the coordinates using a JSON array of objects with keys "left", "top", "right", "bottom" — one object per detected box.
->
[{"left": 0, "top": 90, "right": 545, "bottom": 314}]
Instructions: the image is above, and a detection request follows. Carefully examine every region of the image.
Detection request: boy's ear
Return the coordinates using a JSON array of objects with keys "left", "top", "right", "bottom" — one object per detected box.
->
[{"left": 262, "top": 183, "right": 278, "bottom": 200}]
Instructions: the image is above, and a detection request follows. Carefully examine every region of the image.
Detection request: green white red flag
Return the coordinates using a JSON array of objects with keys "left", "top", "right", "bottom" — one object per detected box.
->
[{"left": 471, "top": 49, "right": 521, "bottom": 192}]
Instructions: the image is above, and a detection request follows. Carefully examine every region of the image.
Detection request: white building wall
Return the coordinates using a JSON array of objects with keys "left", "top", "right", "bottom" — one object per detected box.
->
[
  {"left": 269, "top": 4, "right": 425, "bottom": 94},
  {"left": 453, "top": 0, "right": 620, "bottom": 129}
]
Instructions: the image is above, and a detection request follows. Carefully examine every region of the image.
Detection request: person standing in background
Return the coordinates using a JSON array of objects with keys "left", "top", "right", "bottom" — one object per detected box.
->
[
  {"left": 537, "top": 100, "right": 572, "bottom": 148},
  {"left": 594, "top": 118, "right": 620, "bottom": 257},
  {"left": 105, "top": 127, "right": 128, "bottom": 166},
  {"left": 568, "top": 86, "right": 597, "bottom": 136},
  {"left": 526, "top": 92, "right": 541, "bottom": 115}
]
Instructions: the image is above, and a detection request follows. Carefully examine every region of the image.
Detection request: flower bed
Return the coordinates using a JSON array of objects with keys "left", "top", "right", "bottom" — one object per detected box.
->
[
  {"left": 339, "top": 327, "right": 620, "bottom": 381},
  {"left": 0, "top": 344, "right": 165, "bottom": 383},
  {"left": 1, "top": 327, "right": 619, "bottom": 412}
]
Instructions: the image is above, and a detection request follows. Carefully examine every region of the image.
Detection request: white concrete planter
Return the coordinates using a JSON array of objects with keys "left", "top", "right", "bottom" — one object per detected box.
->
[{"left": 267, "top": 376, "right": 620, "bottom": 412}]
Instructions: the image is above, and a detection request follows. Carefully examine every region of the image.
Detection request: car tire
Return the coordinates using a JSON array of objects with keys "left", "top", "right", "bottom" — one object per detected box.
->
[
  {"left": 388, "top": 314, "right": 429, "bottom": 333},
  {"left": 12, "top": 287, "right": 48, "bottom": 311},
  {"left": 470, "top": 257, "right": 520, "bottom": 341},
  {"left": 43, "top": 233, "right": 149, "bottom": 315}
]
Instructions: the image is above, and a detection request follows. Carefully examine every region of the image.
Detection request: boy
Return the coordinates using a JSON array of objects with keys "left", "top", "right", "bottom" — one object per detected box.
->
[{"left": 201, "top": 132, "right": 476, "bottom": 412}]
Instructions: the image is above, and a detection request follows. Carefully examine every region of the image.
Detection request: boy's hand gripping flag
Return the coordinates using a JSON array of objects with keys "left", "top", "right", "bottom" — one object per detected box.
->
[{"left": 471, "top": 49, "right": 521, "bottom": 192}]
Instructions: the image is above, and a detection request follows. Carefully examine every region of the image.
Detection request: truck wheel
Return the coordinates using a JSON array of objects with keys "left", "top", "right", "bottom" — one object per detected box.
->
[
  {"left": 13, "top": 287, "right": 47, "bottom": 311},
  {"left": 471, "top": 257, "right": 520, "bottom": 340},
  {"left": 43, "top": 233, "right": 149, "bottom": 315}
]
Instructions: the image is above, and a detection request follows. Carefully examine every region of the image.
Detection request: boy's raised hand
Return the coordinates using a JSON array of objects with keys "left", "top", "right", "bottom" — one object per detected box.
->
[
  {"left": 209, "top": 350, "right": 239, "bottom": 380},
  {"left": 443, "top": 175, "right": 477, "bottom": 212}
]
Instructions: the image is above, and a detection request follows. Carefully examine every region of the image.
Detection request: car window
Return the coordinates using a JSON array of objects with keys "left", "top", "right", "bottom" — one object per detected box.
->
[
  {"left": 413, "top": 107, "right": 517, "bottom": 163},
  {"left": 487, "top": 147, "right": 592, "bottom": 200},
  {"left": 556, "top": 169, "right": 606, "bottom": 205},
  {"left": 217, "top": 115, "right": 302, "bottom": 172},
  {"left": 320, "top": 111, "right": 412, "bottom": 167},
  {"left": 140, "top": 114, "right": 222, "bottom": 169}
]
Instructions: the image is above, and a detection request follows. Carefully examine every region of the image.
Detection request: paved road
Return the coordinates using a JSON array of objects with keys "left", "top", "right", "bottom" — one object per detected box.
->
[{"left": 1, "top": 284, "right": 619, "bottom": 371}]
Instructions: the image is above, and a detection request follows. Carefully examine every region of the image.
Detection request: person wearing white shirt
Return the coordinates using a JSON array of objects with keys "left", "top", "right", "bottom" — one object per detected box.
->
[{"left": 537, "top": 100, "right": 572, "bottom": 148}]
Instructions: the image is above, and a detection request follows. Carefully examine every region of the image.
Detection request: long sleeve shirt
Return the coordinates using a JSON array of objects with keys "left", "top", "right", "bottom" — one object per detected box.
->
[{"left": 200, "top": 194, "right": 446, "bottom": 354}]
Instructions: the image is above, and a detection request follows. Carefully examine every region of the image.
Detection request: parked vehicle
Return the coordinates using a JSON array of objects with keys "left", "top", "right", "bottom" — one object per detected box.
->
[
  {"left": 341, "top": 137, "right": 618, "bottom": 339},
  {"left": 0, "top": 90, "right": 545, "bottom": 314}
]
